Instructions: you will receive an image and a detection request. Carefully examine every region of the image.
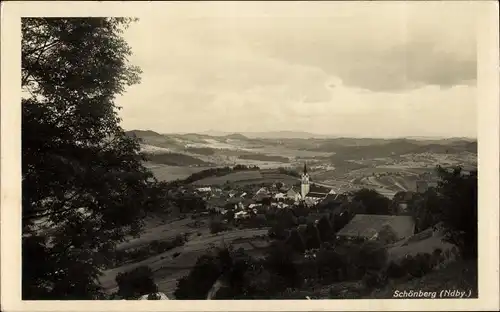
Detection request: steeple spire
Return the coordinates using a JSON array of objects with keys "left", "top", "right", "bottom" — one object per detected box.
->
[{"left": 303, "top": 162, "right": 307, "bottom": 174}]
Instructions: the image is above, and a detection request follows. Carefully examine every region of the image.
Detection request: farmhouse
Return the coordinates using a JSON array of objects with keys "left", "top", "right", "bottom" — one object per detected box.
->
[{"left": 336, "top": 214, "right": 415, "bottom": 242}]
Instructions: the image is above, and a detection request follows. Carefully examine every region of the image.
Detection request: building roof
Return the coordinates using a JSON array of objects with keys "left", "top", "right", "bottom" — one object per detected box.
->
[
  {"left": 309, "top": 184, "right": 332, "bottom": 194},
  {"left": 336, "top": 214, "right": 415, "bottom": 241},
  {"left": 305, "top": 192, "right": 328, "bottom": 198}
]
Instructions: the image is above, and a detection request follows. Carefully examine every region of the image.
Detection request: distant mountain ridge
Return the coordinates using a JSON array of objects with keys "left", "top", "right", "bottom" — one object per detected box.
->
[
  {"left": 126, "top": 129, "right": 474, "bottom": 141},
  {"left": 202, "top": 130, "right": 333, "bottom": 139}
]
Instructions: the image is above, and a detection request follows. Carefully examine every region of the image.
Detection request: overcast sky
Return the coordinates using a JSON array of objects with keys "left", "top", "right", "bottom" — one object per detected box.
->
[{"left": 116, "top": 1, "right": 477, "bottom": 138}]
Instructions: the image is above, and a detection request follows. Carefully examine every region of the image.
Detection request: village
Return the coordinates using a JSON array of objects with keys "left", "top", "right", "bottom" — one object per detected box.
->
[{"left": 192, "top": 164, "right": 345, "bottom": 221}]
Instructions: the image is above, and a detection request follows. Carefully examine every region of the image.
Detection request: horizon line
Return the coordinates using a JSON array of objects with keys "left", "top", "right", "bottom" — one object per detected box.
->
[{"left": 125, "top": 128, "right": 477, "bottom": 140}]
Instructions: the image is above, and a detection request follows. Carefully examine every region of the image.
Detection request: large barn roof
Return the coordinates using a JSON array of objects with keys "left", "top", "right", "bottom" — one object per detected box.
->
[{"left": 336, "top": 214, "right": 415, "bottom": 241}]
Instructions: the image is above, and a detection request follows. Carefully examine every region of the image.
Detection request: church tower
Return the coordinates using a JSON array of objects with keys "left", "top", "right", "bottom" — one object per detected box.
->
[{"left": 301, "top": 163, "right": 310, "bottom": 199}]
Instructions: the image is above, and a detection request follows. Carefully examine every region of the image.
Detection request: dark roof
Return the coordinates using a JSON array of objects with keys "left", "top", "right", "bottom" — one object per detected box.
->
[
  {"left": 337, "top": 214, "right": 415, "bottom": 240},
  {"left": 305, "top": 192, "right": 328, "bottom": 198},
  {"left": 309, "top": 184, "right": 331, "bottom": 194}
]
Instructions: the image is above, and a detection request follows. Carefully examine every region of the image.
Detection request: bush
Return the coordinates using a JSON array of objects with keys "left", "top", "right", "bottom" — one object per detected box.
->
[
  {"left": 210, "top": 219, "right": 228, "bottom": 234},
  {"left": 287, "top": 228, "right": 306, "bottom": 253},
  {"left": 362, "top": 270, "right": 387, "bottom": 289},
  {"left": 174, "top": 254, "right": 222, "bottom": 299},
  {"left": 115, "top": 266, "right": 158, "bottom": 299},
  {"left": 386, "top": 261, "right": 406, "bottom": 279},
  {"left": 399, "top": 253, "right": 434, "bottom": 278},
  {"left": 356, "top": 241, "right": 388, "bottom": 271}
]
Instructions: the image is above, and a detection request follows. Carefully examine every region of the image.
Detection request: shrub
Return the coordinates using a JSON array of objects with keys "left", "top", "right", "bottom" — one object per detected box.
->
[
  {"left": 387, "top": 261, "right": 406, "bottom": 279},
  {"left": 210, "top": 219, "right": 228, "bottom": 234},
  {"left": 362, "top": 269, "right": 387, "bottom": 289},
  {"left": 115, "top": 266, "right": 158, "bottom": 299},
  {"left": 287, "top": 228, "right": 306, "bottom": 253},
  {"left": 407, "top": 253, "right": 433, "bottom": 278},
  {"left": 174, "top": 254, "right": 222, "bottom": 299},
  {"left": 356, "top": 241, "right": 388, "bottom": 271}
]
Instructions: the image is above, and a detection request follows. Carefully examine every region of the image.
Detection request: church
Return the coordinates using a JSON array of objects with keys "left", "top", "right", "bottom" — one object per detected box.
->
[{"left": 299, "top": 163, "right": 334, "bottom": 204}]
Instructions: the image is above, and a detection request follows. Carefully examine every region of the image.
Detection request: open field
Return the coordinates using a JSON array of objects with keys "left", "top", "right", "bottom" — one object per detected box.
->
[
  {"left": 191, "top": 170, "right": 300, "bottom": 186},
  {"left": 146, "top": 163, "right": 212, "bottom": 182}
]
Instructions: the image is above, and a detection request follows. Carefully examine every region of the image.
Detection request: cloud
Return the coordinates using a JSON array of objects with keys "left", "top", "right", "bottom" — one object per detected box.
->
[{"left": 116, "top": 2, "right": 478, "bottom": 137}]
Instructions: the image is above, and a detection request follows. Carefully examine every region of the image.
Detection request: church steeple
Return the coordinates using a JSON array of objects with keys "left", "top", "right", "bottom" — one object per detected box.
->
[{"left": 301, "top": 162, "right": 310, "bottom": 200}]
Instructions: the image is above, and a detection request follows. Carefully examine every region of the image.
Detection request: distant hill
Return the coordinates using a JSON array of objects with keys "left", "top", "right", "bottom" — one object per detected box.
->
[
  {"left": 319, "top": 139, "right": 477, "bottom": 161},
  {"left": 202, "top": 130, "right": 333, "bottom": 139},
  {"left": 223, "top": 133, "right": 248, "bottom": 140},
  {"left": 126, "top": 129, "right": 163, "bottom": 138},
  {"left": 144, "top": 152, "right": 212, "bottom": 167}
]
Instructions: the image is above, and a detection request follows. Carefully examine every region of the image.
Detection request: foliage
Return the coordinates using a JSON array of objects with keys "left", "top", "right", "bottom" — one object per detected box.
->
[
  {"left": 210, "top": 218, "right": 229, "bottom": 234},
  {"left": 398, "top": 253, "right": 434, "bottom": 278},
  {"left": 377, "top": 223, "right": 399, "bottom": 245},
  {"left": 355, "top": 241, "right": 388, "bottom": 272},
  {"left": 316, "top": 215, "right": 333, "bottom": 242},
  {"left": 113, "top": 235, "right": 186, "bottom": 267},
  {"left": 21, "top": 17, "right": 169, "bottom": 299},
  {"left": 263, "top": 242, "right": 302, "bottom": 291},
  {"left": 115, "top": 266, "right": 158, "bottom": 299},
  {"left": 386, "top": 261, "right": 406, "bottom": 279},
  {"left": 287, "top": 228, "right": 306, "bottom": 253},
  {"left": 304, "top": 223, "right": 322, "bottom": 250},
  {"left": 362, "top": 269, "right": 387, "bottom": 289},
  {"left": 174, "top": 253, "right": 222, "bottom": 299},
  {"left": 350, "top": 188, "right": 391, "bottom": 215},
  {"left": 435, "top": 166, "right": 477, "bottom": 259}
]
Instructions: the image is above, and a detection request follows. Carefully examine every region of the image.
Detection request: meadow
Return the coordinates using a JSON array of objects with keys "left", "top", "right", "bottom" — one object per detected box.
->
[{"left": 191, "top": 170, "right": 300, "bottom": 186}]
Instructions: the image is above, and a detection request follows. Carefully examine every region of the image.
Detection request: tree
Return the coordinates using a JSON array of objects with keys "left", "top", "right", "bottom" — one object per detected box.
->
[
  {"left": 304, "top": 222, "right": 321, "bottom": 249},
  {"left": 210, "top": 218, "right": 227, "bottom": 234},
  {"left": 263, "top": 242, "right": 302, "bottom": 290},
  {"left": 435, "top": 166, "right": 477, "bottom": 259},
  {"left": 287, "top": 228, "right": 306, "bottom": 253},
  {"left": 377, "top": 223, "right": 399, "bottom": 245},
  {"left": 316, "top": 215, "right": 333, "bottom": 242},
  {"left": 174, "top": 254, "right": 222, "bottom": 299},
  {"left": 21, "top": 18, "right": 166, "bottom": 299},
  {"left": 408, "top": 189, "right": 441, "bottom": 233},
  {"left": 115, "top": 266, "right": 158, "bottom": 299},
  {"left": 351, "top": 188, "right": 391, "bottom": 215}
]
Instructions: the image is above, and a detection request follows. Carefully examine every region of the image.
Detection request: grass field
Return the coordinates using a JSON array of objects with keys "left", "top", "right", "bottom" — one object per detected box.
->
[
  {"left": 191, "top": 170, "right": 299, "bottom": 186},
  {"left": 147, "top": 163, "right": 212, "bottom": 182}
]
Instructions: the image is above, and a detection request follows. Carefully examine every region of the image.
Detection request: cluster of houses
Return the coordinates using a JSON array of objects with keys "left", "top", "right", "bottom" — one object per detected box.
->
[
  {"left": 192, "top": 163, "right": 424, "bottom": 245},
  {"left": 196, "top": 182, "right": 340, "bottom": 220}
]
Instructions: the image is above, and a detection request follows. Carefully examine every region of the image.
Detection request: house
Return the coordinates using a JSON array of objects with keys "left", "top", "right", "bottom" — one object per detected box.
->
[
  {"left": 248, "top": 203, "right": 262, "bottom": 210},
  {"left": 235, "top": 211, "right": 250, "bottom": 219},
  {"left": 336, "top": 214, "right": 415, "bottom": 242},
  {"left": 274, "top": 192, "right": 286, "bottom": 201},
  {"left": 196, "top": 187, "right": 212, "bottom": 193},
  {"left": 256, "top": 187, "right": 269, "bottom": 195},
  {"left": 286, "top": 187, "right": 301, "bottom": 201}
]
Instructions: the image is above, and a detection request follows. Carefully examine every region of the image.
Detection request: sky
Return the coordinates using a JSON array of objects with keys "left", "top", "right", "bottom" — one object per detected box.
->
[{"left": 116, "top": 1, "right": 478, "bottom": 138}]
